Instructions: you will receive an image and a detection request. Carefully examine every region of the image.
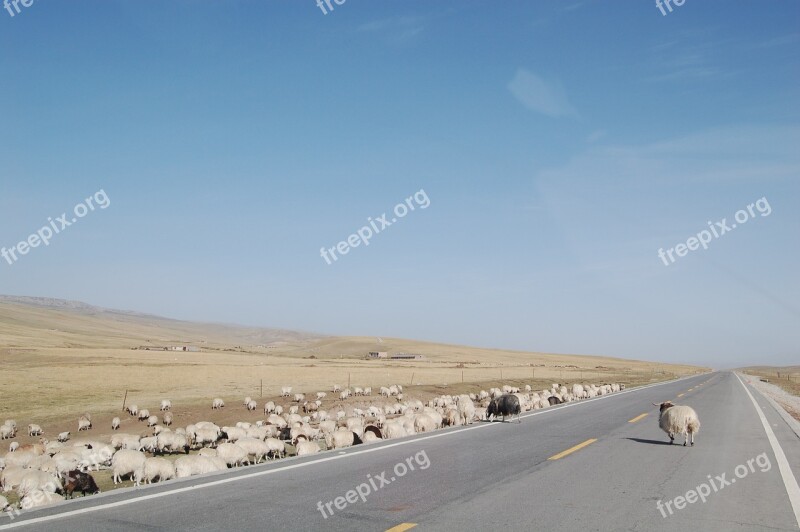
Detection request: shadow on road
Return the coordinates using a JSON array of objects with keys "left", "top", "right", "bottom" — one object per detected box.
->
[{"left": 625, "top": 437, "right": 672, "bottom": 446}]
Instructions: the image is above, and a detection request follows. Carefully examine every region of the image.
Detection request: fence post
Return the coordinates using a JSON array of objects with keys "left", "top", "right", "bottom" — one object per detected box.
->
[{"left": 121, "top": 390, "right": 128, "bottom": 412}]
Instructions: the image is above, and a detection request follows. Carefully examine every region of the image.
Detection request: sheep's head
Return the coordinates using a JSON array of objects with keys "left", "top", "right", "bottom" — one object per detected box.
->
[{"left": 653, "top": 401, "right": 674, "bottom": 413}]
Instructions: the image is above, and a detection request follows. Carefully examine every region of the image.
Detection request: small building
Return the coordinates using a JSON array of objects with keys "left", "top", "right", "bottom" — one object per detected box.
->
[
  {"left": 169, "top": 346, "right": 200, "bottom": 352},
  {"left": 368, "top": 351, "right": 388, "bottom": 359},
  {"left": 390, "top": 353, "right": 424, "bottom": 360}
]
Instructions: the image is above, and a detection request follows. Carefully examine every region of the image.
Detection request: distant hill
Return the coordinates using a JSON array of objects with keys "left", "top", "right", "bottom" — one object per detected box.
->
[
  {"left": 0, "top": 295, "right": 324, "bottom": 349},
  {"left": 0, "top": 295, "right": 709, "bottom": 373}
]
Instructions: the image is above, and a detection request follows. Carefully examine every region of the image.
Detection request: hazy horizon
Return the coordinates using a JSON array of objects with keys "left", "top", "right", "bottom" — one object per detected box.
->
[{"left": 1, "top": 1, "right": 798, "bottom": 369}]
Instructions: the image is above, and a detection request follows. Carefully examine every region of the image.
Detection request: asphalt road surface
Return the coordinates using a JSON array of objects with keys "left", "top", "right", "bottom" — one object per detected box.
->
[{"left": 1, "top": 371, "right": 798, "bottom": 531}]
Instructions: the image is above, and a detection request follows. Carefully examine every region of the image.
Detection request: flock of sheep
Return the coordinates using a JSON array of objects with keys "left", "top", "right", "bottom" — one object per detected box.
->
[{"left": 0, "top": 380, "right": 632, "bottom": 514}]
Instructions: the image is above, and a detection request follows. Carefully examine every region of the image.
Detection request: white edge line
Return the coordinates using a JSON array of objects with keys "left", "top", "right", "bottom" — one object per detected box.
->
[
  {"left": 0, "top": 372, "right": 706, "bottom": 529},
  {"left": 734, "top": 372, "right": 800, "bottom": 528}
]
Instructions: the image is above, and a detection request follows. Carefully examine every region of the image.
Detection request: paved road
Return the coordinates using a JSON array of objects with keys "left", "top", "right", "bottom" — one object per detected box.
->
[{"left": 2, "top": 372, "right": 798, "bottom": 531}]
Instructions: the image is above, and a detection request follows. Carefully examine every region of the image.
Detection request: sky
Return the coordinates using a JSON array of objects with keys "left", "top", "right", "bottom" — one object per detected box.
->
[{"left": 1, "top": 0, "right": 798, "bottom": 368}]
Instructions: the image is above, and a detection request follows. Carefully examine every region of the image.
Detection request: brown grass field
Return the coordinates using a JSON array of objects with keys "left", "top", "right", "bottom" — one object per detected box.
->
[
  {"left": 739, "top": 365, "right": 800, "bottom": 398},
  {"left": 0, "top": 296, "right": 710, "bottom": 501}
]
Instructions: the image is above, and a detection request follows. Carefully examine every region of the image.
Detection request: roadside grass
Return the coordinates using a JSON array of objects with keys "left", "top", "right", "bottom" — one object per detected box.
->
[{"left": 740, "top": 366, "right": 800, "bottom": 397}]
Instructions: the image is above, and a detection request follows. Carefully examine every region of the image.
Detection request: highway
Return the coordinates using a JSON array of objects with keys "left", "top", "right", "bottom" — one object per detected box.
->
[{"left": 1, "top": 372, "right": 798, "bottom": 531}]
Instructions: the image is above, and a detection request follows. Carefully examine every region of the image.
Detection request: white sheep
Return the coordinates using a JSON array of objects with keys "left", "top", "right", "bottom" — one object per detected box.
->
[
  {"left": 193, "top": 428, "right": 220, "bottom": 449},
  {"left": 76, "top": 444, "right": 114, "bottom": 472},
  {"left": 281, "top": 386, "right": 292, "bottom": 397},
  {"left": 8, "top": 441, "right": 19, "bottom": 452},
  {"left": 316, "top": 392, "right": 326, "bottom": 400},
  {"left": 295, "top": 441, "right": 320, "bottom": 456},
  {"left": 20, "top": 489, "right": 64, "bottom": 510},
  {"left": 216, "top": 443, "right": 249, "bottom": 467},
  {"left": 265, "top": 438, "right": 285, "bottom": 459},
  {"left": 332, "top": 384, "right": 341, "bottom": 393},
  {"left": 175, "top": 455, "right": 226, "bottom": 478},
  {"left": 143, "top": 457, "right": 176, "bottom": 484},
  {"left": 245, "top": 426, "right": 268, "bottom": 441},
  {"left": 156, "top": 432, "right": 189, "bottom": 454},
  {"left": 111, "top": 449, "right": 146, "bottom": 485},
  {"left": 57, "top": 432, "right": 71, "bottom": 443},
  {"left": 111, "top": 417, "right": 121, "bottom": 430},
  {"left": 293, "top": 393, "right": 305, "bottom": 403},
  {"left": 263, "top": 401, "right": 276, "bottom": 414},
  {"left": 212, "top": 398, "right": 225, "bottom": 409},
  {"left": 127, "top": 405, "right": 138, "bottom": 416},
  {"left": 413, "top": 414, "right": 436, "bottom": 433},
  {"left": 110, "top": 433, "right": 137, "bottom": 449},
  {"left": 147, "top": 415, "right": 159, "bottom": 427},
  {"left": 381, "top": 420, "right": 408, "bottom": 439},
  {"left": 266, "top": 414, "right": 287, "bottom": 428},
  {"left": 18, "top": 470, "right": 61, "bottom": 497},
  {"left": 28, "top": 424, "right": 43, "bottom": 437},
  {"left": 324, "top": 430, "right": 356, "bottom": 450},
  {"left": 163, "top": 412, "right": 173, "bottom": 426},
  {"left": 1, "top": 466, "right": 27, "bottom": 492},
  {"left": 234, "top": 438, "right": 270, "bottom": 464},
  {"left": 160, "top": 399, "right": 172, "bottom": 411},
  {"left": 655, "top": 401, "right": 700, "bottom": 446},
  {"left": 0, "top": 424, "right": 15, "bottom": 440},
  {"left": 0, "top": 494, "right": 10, "bottom": 512},
  {"left": 457, "top": 395, "right": 476, "bottom": 425},
  {"left": 77, "top": 416, "right": 92, "bottom": 432},
  {"left": 246, "top": 400, "right": 257, "bottom": 411},
  {"left": 221, "top": 426, "right": 247, "bottom": 443},
  {"left": 139, "top": 436, "right": 159, "bottom": 453}
]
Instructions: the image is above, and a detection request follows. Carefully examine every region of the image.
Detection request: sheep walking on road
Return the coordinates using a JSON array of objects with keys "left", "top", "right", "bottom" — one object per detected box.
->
[
  {"left": 487, "top": 394, "right": 522, "bottom": 423},
  {"left": 654, "top": 402, "right": 700, "bottom": 446}
]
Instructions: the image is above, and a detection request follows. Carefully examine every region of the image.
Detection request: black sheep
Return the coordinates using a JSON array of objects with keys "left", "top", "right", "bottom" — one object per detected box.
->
[
  {"left": 62, "top": 470, "right": 100, "bottom": 499},
  {"left": 487, "top": 394, "right": 522, "bottom": 423}
]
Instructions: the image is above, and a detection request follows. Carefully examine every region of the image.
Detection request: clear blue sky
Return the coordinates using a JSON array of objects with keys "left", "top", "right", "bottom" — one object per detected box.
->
[{"left": 1, "top": 1, "right": 798, "bottom": 368}]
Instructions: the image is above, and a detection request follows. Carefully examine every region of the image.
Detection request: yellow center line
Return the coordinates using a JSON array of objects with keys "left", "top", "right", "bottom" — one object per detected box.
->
[
  {"left": 548, "top": 438, "right": 598, "bottom": 460},
  {"left": 386, "top": 524, "right": 417, "bottom": 532},
  {"left": 628, "top": 413, "right": 648, "bottom": 423}
]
